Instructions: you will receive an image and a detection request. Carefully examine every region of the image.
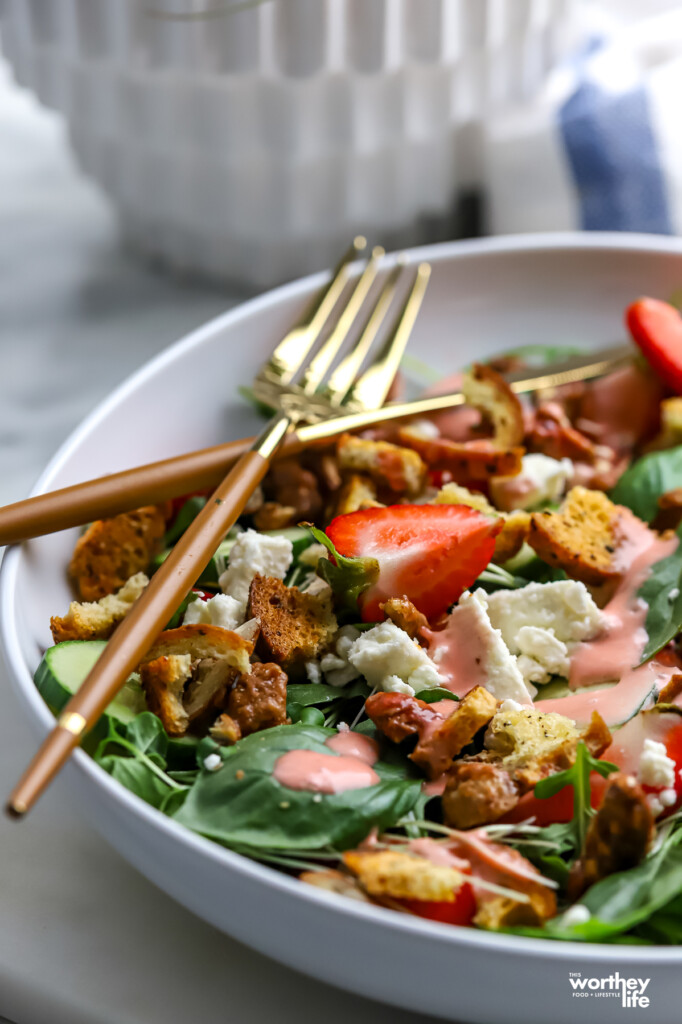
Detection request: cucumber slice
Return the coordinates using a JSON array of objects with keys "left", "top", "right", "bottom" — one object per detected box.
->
[{"left": 35, "top": 641, "right": 147, "bottom": 726}]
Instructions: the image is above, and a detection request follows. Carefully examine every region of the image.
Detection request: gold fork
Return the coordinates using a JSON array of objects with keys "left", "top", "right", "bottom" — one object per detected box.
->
[{"left": 7, "top": 239, "right": 431, "bottom": 817}]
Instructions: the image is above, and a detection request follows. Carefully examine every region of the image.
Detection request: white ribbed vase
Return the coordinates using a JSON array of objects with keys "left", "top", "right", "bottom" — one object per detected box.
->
[{"left": 1, "top": 0, "right": 583, "bottom": 287}]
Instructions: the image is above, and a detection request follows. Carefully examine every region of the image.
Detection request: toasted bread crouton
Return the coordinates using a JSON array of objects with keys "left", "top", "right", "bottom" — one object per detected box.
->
[
  {"left": 528, "top": 486, "right": 625, "bottom": 585},
  {"left": 69, "top": 506, "right": 166, "bottom": 601},
  {"left": 209, "top": 713, "right": 242, "bottom": 746},
  {"left": 140, "top": 654, "right": 193, "bottom": 737},
  {"left": 343, "top": 850, "right": 466, "bottom": 903},
  {"left": 335, "top": 474, "right": 382, "bottom": 516},
  {"left": 247, "top": 574, "right": 337, "bottom": 676},
  {"left": 657, "top": 673, "right": 682, "bottom": 705},
  {"left": 652, "top": 487, "right": 682, "bottom": 532},
  {"left": 434, "top": 482, "right": 530, "bottom": 562},
  {"left": 568, "top": 773, "right": 654, "bottom": 900},
  {"left": 411, "top": 686, "right": 499, "bottom": 778},
  {"left": 380, "top": 596, "right": 428, "bottom": 639},
  {"left": 645, "top": 396, "right": 682, "bottom": 453},
  {"left": 337, "top": 434, "right": 426, "bottom": 495},
  {"left": 527, "top": 402, "right": 599, "bottom": 463},
  {"left": 397, "top": 431, "right": 524, "bottom": 482},
  {"left": 140, "top": 624, "right": 253, "bottom": 735},
  {"left": 299, "top": 869, "right": 372, "bottom": 902},
  {"left": 474, "top": 891, "right": 556, "bottom": 930},
  {"left": 226, "top": 662, "right": 288, "bottom": 736},
  {"left": 50, "top": 572, "right": 148, "bottom": 643},
  {"left": 462, "top": 363, "right": 524, "bottom": 447},
  {"left": 442, "top": 761, "right": 521, "bottom": 829}
]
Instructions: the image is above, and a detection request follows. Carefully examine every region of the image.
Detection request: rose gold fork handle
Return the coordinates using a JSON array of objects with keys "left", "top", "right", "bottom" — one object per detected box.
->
[{"left": 6, "top": 443, "right": 276, "bottom": 817}]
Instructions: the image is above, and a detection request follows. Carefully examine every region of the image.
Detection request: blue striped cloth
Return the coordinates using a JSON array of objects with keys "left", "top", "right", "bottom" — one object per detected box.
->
[{"left": 484, "top": 12, "right": 682, "bottom": 237}]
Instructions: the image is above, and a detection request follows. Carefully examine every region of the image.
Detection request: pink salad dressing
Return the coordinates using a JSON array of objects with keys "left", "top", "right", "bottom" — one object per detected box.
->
[
  {"left": 273, "top": 733, "right": 380, "bottom": 794},
  {"left": 424, "top": 607, "right": 490, "bottom": 697},
  {"left": 536, "top": 512, "right": 680, "bottom": 725}
]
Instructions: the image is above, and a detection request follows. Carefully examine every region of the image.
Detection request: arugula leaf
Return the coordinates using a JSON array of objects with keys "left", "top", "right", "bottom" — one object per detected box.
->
[
  {"left": 547, "top": 830, "right": 682, "bottom": 942},
  {"left": 417, "top": 687, "right": 461, "bottom": 703},
  {"left": 513, "top": 821, "right": 577, "bottom": 888},
  {"left": 638, "top": 523, "right": 682, "bottom": 662},
  {"left": 611, "top": 446, "right": 682, "bottom": 523},
  {"left": 535, "top": 742, "right": 618, "bottom": 851},
  {"left": 173, "top": 723, "right": 421, "bottom": 851},
  {"left": 305, "top": 525, "right": 379, "bottom": 614}
]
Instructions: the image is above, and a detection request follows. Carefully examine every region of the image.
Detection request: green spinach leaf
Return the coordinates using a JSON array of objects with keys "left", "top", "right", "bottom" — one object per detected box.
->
[
  {"left": 99, "top": 755, "right": 174, "bottom": 810},
  {"left": 611, "top": 446, "right": 682, "bottom": 523},
  {"left": 173, "top": 723, "right": 421, "bottom": 851},
  {"left": 638, "top": 524, "right": 682, "bottom": 662}
]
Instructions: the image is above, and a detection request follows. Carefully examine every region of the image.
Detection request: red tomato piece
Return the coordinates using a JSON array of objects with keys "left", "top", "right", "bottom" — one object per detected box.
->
[{"left": 397, "top": 881, "right": 476, "bottom": 927}]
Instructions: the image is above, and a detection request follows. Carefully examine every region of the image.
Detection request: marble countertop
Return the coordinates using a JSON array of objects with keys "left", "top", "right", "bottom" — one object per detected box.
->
[{"left": 0, "top": 58, "right": 441, "bottom": 1024}]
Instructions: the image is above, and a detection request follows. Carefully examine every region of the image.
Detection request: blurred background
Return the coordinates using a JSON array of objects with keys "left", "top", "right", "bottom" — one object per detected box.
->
[{"left": 1, "top": 3, "right": 682, "bottom": 1023}]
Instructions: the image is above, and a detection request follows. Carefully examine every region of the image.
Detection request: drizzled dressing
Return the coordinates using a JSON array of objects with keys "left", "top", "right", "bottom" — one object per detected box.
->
[
  {"left": 273, "top": 733, "right": 380, "bottom": 794},
  {"left": 536, "top": 512, "right": 680, "bottom": 724}
]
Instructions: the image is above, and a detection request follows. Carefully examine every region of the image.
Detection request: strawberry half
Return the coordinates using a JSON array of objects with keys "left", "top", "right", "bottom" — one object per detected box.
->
[
  {"left": 326, "top": 504, "right": 502, "bottom": 622},
  {"left": 626, "top": 297, "right": 682, "bottom": 394}
]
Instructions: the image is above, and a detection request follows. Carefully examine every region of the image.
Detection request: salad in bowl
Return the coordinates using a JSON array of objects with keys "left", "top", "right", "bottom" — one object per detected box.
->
[{"left": 36, "top": 295, "right": 682, "bottom": 946}]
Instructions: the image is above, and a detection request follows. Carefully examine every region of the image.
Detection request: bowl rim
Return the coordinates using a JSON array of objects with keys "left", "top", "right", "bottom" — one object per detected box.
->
[{"left": 4, "top": 230, "right": 682, "bottom": 963}]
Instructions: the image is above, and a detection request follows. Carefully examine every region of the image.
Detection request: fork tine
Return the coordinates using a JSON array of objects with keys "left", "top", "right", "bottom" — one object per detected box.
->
[
  {"left": 265, "top": 235, "right": 366, "bottom": 384},
  {"left": 324, "top": 257, "right": 404, "bottom": 405},
  {"left": 346, "top": 262, "right": 431, "bottom": 411},
  {"left": 299, "top": 245, "right": 384, "bottom": 395}
]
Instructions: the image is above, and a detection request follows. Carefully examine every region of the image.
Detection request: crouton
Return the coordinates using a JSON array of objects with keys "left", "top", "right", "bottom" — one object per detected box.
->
[
  {"left": 442, "top": 709, "right": 611, "bottom": 827},
  {"left": 528, "top": 486, "right": 626, "bottom": 585},
  {"left": 50, "top": 572, "right": 148, "bottom": 643},
  {"left": 247, "top": 574, "right": 337, "bottom": 677},
  {"left": 380, "top": 596, "right": 428, "bottom": 639},
  {"left": 226, "top": 662, "right": 288, "bottom": 736},
  {"left": 567, "top": 773, "right": 654, "bottom": 900},
  {"left": 474, "top": 891, "right": 556, "bottom": 930},
  {"left": 434, "top": 482, "right": 530, "bottom": 562},
  {"left": 462, "top": 363, "right": 524, "bottom": 447},
  {"left": 657, "top": 673, "right": 682, "bottom": 705},
  {"left": 527, "top": 402, "right": 599, "bottom": 463},
  {"left": 343, "top": 850, "right": 466, "bottom": 903},
  {"left": 645, "top": 396, "right": 682, "bottom": 453},
  {"left": 69, "top": 505, "right": 166, "bottom": 601},
  {"left": 209, "top": 713, "right": 242, "bottom": 746},
  {"left": 253, "top": 502, "right": 297, "bottom": 531},
  {"left": 335, "top": 473, "right": 382, "bottom": 515},
  {"left": 397, "top": 431, "right": 524, "bottom": 482},
  {"left": 365, "top": 691, "right": 435, "bottom": 744},
  {"left": 140, "top": 654, "right": 193, "bottom": 737},
  {"left": 337, "top": 434, "right": 426, "bottom": 495},
  {"left": 442, "top": 761, "right": 521, "bottom": 829},
  {"left": 652, "top": 488, "right": 682, "bottom": 532},
  {"left": 140, "top": 624, "right": 253, "bottom": 736},
  {"left": 411, "top": 686, "right": 499, "bottom": 779},
  {"left": 299, "top": 869, "right": 372, "bottom": 902}
]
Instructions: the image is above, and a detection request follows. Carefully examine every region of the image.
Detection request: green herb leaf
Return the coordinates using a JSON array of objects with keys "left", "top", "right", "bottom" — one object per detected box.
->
[
  {"left": 638, "top": 523, "right": 682, "bottom": 662},
  {"left": 611, "top": 446, "right": 682, "bottom": 524},
  {"left": 535, "top": 742, "right": 618, "bottom": 851},
  {"left": 417, "top": 687, "right": 461, "bottom": 703},
  {"left": 164, "top": 496, "right": 207, "bottom": 546},
  {"left": 173, "top": 723, "right": 421, "bottom": 851},
  {"left": 305, "top": 525, "right": 379, "bottom": 614},
  {"left": 125, "top": 712, "right": 169, "bottom": 761}
]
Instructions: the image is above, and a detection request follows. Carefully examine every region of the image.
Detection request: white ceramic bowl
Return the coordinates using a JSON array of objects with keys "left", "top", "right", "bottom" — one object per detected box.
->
[
  {"left": 0, "top": 0, "right": 581, "bottom": 287},
  {"left": 4, "top": 234, "right": 682, "bottom": 1024}
]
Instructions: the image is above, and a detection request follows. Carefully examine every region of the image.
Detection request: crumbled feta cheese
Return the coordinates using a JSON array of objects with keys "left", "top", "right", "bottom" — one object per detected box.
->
[
  {"left": 647, "top": 793, "right": 665, "bottom": 819},
  {"left": 639, "top": 738, "right": 676, "bottom": 790},
  {"left": 305, "top": 660, "right": 322, "bottom": 684},
  {"left": 184, "top": 593, "right": 244, "bottom": 631},
  {"left": 660, "top": 788, "right": 678, "bottom": 808},
  {"left": 203, "top": 753, "right": 222, "bottom": 772},
  {"left": 481, "top": 580, "right": 603, "bottom": 651},
  {"left": 298, "top": 543, "right": 329, "bottom": 568},
  {"left": 669, "top": 587, "right": 680, "bottom": 603},
  {"left": 337, "top": 722, "right": 350, "bottom": 733},
  {"left": 515, "top": 625, "right": 570, "bottom": 685},
  {"left": 348, "top": 621, "right": 444, "bottom": 695},
  {"left": 218, "top": 528, "right": 293, "bottom": 611},
  {"left": 451, "top": 591, "right": 536, "bottom": 704},
  {"left": 498, "top": 699, "right": 524, "bottom": 713},
  {"left": 405, "top": 418, "right": 440, "bottom": 440},
  {"left": 490, "top": 453, "right": 573, "bottom": 511},
  {"left": 562, "top": 904, "right": 591, "bottom": 927},
  {"left": 321, "top": 625, "right": 362, "bottom": 687}
]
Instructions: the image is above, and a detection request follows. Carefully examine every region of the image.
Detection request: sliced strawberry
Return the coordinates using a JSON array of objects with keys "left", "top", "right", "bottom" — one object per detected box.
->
[
  {"left": 326, "top": 504, "right": 502, "bottom": 622},
  {"left": 626, "top": 297, "right": 682, "bottom": 394}
]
